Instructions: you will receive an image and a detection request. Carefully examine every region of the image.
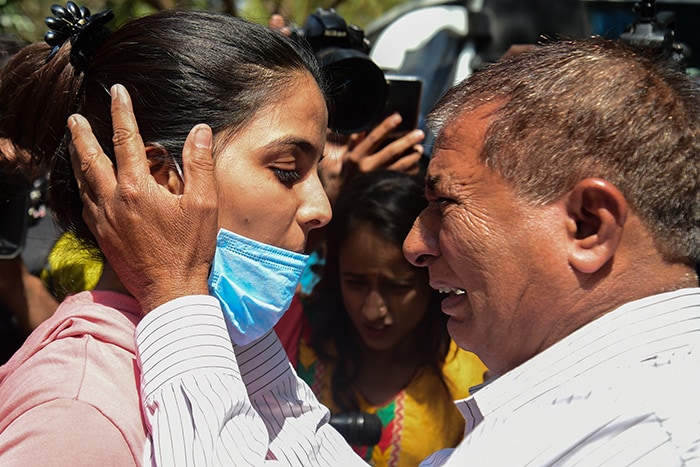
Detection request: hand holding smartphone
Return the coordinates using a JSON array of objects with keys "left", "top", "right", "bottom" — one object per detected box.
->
[{"left": 377, "top": 74, "right": 423, "bottom": 143}]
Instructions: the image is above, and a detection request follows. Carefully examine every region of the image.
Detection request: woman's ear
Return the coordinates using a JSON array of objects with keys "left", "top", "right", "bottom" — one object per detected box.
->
[
  {"left": 564, "top": 178, "right": 628, "bottom": 274},
  {"left": 145, "top": 143, "right": 184, "bottom": 195}
]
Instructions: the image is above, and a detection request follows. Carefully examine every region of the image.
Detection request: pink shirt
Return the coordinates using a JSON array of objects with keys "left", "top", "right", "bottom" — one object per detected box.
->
[{"left": 0, "top": 291, "right": 146, "bottom": 466}]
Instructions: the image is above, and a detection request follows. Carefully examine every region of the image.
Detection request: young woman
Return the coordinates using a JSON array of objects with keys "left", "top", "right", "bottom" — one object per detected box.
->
[
  {"left": 296, "top": 170, "right": 487, "bottom": 466},
  {"left": 0, "top": 5, "right": 359, "bottom": 465}
]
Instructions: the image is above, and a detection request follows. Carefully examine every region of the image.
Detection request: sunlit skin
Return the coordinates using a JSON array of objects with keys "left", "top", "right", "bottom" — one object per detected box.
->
[
  {"left": 214, "top": 72, "right": 331, "bottom": 253},
  {"left": 340, "top": 223, "right": 431, "bottom": 355},
  {"left": 403, "top": 105, "right": 584, "bottom": 375}
]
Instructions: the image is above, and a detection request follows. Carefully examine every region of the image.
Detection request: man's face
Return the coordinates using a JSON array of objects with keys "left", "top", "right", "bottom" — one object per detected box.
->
[{"left": 403, "top": 105, "right": 570, "bottom": 374}]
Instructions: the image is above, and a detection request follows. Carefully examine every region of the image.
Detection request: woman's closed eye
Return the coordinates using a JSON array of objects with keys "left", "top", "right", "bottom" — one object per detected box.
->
[{"left": 272, "top": 167, "right": 301, "bottom": 185}]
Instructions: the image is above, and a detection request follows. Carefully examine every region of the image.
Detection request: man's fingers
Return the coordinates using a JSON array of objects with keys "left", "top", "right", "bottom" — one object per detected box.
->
[
  {"left": 181, "top": 124, "right": 216, "bottom": 200},
  {"left": 68, "top": 113, "right": 116, "bottom": 200},
  {"left": 178, "top": 123, "right": 218, "bottom": 270},
  {"left": 109, "top": 84, "right": 149, "bottom": 183},
  {"left": 68, "top": 115, "right": 115, "bottom": 244}
]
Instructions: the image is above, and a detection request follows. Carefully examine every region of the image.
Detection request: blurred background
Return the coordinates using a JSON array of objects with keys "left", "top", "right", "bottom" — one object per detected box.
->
[
  {"left": 2, "top": 1, "right": 699, "bottom": 62},
  {"left": 0, "top": 0, "right": 405, "bottom": 38},
  {"left": 4, "top": 0, "right": 697, "bottom": 161}
]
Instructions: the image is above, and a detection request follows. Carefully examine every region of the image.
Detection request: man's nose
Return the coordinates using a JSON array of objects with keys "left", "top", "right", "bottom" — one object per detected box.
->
[{"left": 403, "top": 212, "right": 438, "bottom": 267}]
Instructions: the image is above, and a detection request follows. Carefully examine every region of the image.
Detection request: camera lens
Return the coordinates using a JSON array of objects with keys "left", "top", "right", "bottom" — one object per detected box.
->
[
  {"left": 319, "top": 48, "right": 388, "bottom": 134},
  {"left": 297, "top": 8, "right": 390, "bottom": 134}
]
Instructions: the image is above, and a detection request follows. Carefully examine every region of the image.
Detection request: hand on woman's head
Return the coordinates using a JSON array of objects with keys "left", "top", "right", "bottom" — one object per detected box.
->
[{"left": 68, "top": 84, "right": 218, "bottom": 313}]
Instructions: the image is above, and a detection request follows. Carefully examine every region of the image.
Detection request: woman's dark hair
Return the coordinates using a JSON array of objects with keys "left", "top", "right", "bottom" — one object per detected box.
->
[
  {"left": 0, "top": 9, "right": 324, "bottom": 250},
  {"left": 306, "top": 170, "right": 451, "bottom": 412}
]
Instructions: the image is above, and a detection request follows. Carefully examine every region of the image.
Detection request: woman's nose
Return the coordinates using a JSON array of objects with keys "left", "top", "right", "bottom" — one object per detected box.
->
[
  {"left": 299, "top": 173, "right": 332, "bottom": 232},
  {"left": 362, "top": 290, "right": 390, "bottom": 323}
]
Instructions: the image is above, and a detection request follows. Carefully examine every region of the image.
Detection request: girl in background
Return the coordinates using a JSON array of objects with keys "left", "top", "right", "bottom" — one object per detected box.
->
[{"left": 296, "top": 170, "right": 487, "bottom": 466}]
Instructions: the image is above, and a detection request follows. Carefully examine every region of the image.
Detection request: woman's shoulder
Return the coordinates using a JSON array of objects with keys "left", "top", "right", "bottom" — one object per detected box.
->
[
  {"left": 441, "top": 340, "right": 488, "bottom": 398},
  {"left": 0, "top": 297, "right": 144, "bottom": 460},
  {"left": 0, "top": 397, "right": 143, "bottom": 466}
]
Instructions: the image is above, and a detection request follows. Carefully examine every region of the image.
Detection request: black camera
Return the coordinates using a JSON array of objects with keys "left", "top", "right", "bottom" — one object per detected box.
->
[
  {"left": 293, "top": 8, "right": 389, "bottom": 134},
  {"left": 329, "top": 412, "right": 383, "bottom": 446},
  {"left": 620, "top": 0, "right": 691, "bottom": 66}
]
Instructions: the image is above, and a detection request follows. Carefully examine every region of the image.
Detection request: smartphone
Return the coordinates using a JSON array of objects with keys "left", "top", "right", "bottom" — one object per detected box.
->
[
  {"left": 0, "top": 174, "right": 29, "bottom": 259},
  {"left": 378, "top": 75, "right": 423, "bottom": 142}
]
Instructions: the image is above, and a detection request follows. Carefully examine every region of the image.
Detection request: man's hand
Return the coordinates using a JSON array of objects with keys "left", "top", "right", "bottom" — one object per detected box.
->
[{"left": 68, "top": 84, "right": 218, "bottom": 313}]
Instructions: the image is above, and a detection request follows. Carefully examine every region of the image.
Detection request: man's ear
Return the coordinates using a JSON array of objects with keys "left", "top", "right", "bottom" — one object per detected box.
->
[
  {"left": 565, "top": 178, "right": 627, "bottom": 274},
  {"left": 145, "top": 144, "right": 184, "bottom": 195}
]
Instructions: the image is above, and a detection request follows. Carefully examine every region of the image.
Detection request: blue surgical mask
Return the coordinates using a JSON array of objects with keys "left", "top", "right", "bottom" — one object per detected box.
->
[{"left": 207, "top": 228, "right": 309, "bottom": 346}]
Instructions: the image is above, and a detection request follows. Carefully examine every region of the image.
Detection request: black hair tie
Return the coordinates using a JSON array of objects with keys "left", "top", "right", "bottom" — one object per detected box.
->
[{"left": 44, "top": 1, "right": 114, "bottom": 72}]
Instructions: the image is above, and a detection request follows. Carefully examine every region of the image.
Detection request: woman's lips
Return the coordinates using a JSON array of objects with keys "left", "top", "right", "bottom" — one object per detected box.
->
[{"left": 361, "top": 323, "right": 389, "bottom": 340}]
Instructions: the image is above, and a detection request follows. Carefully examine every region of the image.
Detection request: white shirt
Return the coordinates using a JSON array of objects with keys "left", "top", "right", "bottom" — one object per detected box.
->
[
  {"left": 422, "top": 288, "right": 700, "bottom": 466},
  {"left": 136, "top": 289, "right": 700, "bottom": 466},
  {"left": 136, "top": 295, "right": 365, "bottom": 466}
]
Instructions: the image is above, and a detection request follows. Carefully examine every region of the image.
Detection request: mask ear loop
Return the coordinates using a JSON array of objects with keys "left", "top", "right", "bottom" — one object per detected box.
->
[
  {"left": 145, "top": 141, "right": 184, "bottom": 184},
  {"left": 171, "top": 156, "right": 184, "bottom": 183}
]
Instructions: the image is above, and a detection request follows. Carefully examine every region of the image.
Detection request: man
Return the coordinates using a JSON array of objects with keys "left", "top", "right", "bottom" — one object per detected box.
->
[
  {"left": 404, "top": 37, "right": 700, "bottom": 465},
  {"left": 69, "top": 37, "right": 699, "bottom": 464}
]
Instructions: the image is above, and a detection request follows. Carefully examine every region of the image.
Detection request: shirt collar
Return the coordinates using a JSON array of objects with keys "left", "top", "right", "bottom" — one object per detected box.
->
[{"left": 455, "top": 288, "right": 700, "bottom": 427}]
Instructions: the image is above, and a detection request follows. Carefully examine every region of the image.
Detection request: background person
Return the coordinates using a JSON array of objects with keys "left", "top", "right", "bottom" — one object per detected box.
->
[
  {"left": 0, "top": 35, "right": 60, "bottom": 363},
  {"left": 0, "top": 32, "right": 110, "bottom": 364},
  {"left": 297, "top": 169, "right": 486, "bottom": 466}
]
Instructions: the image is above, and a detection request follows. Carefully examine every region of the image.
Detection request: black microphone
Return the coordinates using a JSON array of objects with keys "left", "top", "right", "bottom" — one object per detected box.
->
[{"left": 329, "top": 412, "right": 383, "bottom": 446}]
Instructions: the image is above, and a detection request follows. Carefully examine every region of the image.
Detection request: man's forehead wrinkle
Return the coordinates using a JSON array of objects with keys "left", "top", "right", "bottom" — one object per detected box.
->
[
  {"left": 436, "top": 122, "right": 483, "bottom": 157},
  {"left": 426, "top": 162, "right": 472, "bottom": 199}
]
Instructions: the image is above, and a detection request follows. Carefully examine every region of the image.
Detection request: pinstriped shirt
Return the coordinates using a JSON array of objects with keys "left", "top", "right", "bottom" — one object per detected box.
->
[
  {"left": 136, "top": 289, "right": 700, "bottom": 466},
  {"left": 422, "top": 288, "right": 700, "bottom": 466},
  {"left": 135, "top": 295, "right": 366, "bottom": 466}
]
